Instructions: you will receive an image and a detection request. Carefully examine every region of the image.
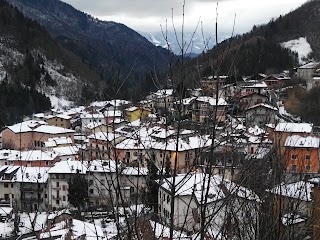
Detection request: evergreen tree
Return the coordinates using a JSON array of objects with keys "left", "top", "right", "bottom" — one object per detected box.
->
[
  {"left": 68, "top": 171, "right": 88, "bottom": 217},
  {"left": 146, "top": 159, "right": 159, "bottom": 213},
  {"left": 165, "top": 157, "right": 172, "bottom": 178}
]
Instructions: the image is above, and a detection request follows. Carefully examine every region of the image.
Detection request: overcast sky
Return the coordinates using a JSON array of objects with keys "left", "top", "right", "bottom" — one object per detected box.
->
[{"left": 62, "top": 0, "right": 308, "bottom": 34}]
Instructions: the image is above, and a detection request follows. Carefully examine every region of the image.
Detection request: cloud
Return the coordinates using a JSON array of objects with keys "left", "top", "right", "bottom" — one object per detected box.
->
[
  {"left": 63, "top": 0, "right": 193, "bottom": 18},
  {"left": 62, "top": 0, "right": 308, "bottom": 33}
]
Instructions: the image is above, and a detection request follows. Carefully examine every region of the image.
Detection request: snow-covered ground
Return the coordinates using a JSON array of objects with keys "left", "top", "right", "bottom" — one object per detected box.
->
[
  {"left": 281, "top": 37, "right": 312, "bottom": 64},
  {"left": 49, "top": 95, "right": 73, "bottom": 109}
]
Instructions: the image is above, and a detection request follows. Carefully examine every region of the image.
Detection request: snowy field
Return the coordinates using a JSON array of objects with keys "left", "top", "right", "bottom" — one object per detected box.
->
[{"left": 281, "top": 37, "right": 312, "bottom": 64}]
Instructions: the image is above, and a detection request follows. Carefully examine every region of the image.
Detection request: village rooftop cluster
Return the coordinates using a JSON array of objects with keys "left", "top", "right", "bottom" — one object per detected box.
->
[{"left": 0, "top": 61, "right": 320, "bottom": 238}]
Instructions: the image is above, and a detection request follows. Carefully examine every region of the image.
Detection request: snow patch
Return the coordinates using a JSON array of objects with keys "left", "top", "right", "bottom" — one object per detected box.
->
[
  {"left": 281, "top": 37, "right": 312, "bottom": 64},
  {"left": 49, "top": 95, "right": 73, "bottom": 109}
]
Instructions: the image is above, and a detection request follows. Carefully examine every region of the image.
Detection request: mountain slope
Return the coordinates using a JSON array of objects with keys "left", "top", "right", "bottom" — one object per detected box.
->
[
  {"left": 7, "top": 0, "right": 173, "bottom": 81},
  {"left": 174, "top": 0, "right": 320, "bottom": 85},
  {"left": 0, "top": 0, "right": 104, "bottom": 128}
]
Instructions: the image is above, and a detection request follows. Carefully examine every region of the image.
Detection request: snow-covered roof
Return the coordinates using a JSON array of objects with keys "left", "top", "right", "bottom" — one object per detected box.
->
[
  {"left": 87, "top": 159, "right": 119, "bottom": 173},
  {"left": 121, "top": 167, "right": 148, "bottom": 176},
  {"left": 125, "top": 106, "right": 139, "bottom": 112},
  {"left": 52, "top": 146, "right": 79, "bottom": 156},
  {"left": 0, "top": 150, "right": 20, "bottom": 160},
  {"left": 33, "top": 113, "right": 45, "bottom": 119},
  {"left": 80, "top": 113, "right": 105, "bottom": 119},
  {"left": 108, "top": 99, "right": 131, "bottom": 107},
  {"left": 7, "top": 120, "right": 47, "bottom": 133},
  {"left": 45, "top": 137, "right": 73, "bottom": 148},
  {"left": 246, "top": 103, "right": 278, "bottom": 111},
  {"left": 15, "top": 167, "right": 50, "bottom": 183},
  {"left": 153, "top": 135, "right": 212, "bottom": 152},
  {"left": 19, "top": 212, "right": 48, "bottom": 234},
  {"left": 34, "top": 125, "right": 74, "bottom": 134},
  {"left": 7, "top": 150, "right": 59, "bottom": 162},
  {"left": 48, "top": 160, "right": 87, "bottom": 174},
  {"left": 154, "top": 89, "right": 174, "bottom": 98},
  {"left": 285, "top": 135, "right": 319, "bottom": 148},
  {"left": 115, "top": 138, "right": 154, "bottom": 150},
  {"left": 299, "top": 61, "right": 320, "bottom": 69},
  {"left": 84, "top": 122, "right": 105, "bottom": 130},
  {"left": 269, "top": 181, "right": 313, "bottom": 202},
  {"left": 174, "top": 97, "right": 197, "bottom": 105},
  {"left": 151, "top": 128, "right": 175, "bottom": 139},
  {"left": 88, "top": 132, "right": 122, "bottom": 142},
  {"left": 104, "top": 110, "right": 123, "bottom": 117},
  {"left": 242, "top": 81, "right": 268, "bottom": 88},
  {"left": 90, "top": 101, "right": 108, "bottom": 108},
  {"left": 160, "top": 173, "right": 260, "bottom": 204},
  {"left": 274, "top": 123, "right": 313, "bottom": 133},
  {"left": 196, "top": 96, "right": 228, "bottom": 106},
  {"left": 46, "top": 114, "right": 72, "bottom": 120},
  {"left": 0, "top": 207, "right": 12, "bottom": 216}
]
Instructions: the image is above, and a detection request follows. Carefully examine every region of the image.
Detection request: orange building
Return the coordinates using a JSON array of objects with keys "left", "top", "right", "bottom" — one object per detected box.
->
[
  {"left": 2, "top": 121, "right": 75, "bottom": 150},
  {"left": 268, "top": 123, "right": 313, "bottom": 155},
  {"left": 46, "top": 114, "right": 72, "bottom": 129},
  {"left": 283, "top": 135, "right": 320, "bottom": 173},
  {"left": 87, "top": 132, "right": 125, "bottom": 160}
]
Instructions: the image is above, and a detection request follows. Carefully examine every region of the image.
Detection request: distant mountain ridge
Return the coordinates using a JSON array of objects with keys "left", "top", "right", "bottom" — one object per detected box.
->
[
  {"left": 7, "top": 0, "right": 174, "bottom": 82},
  {"left": 140, "top": 31, "right": 230, "bottom": 55}
]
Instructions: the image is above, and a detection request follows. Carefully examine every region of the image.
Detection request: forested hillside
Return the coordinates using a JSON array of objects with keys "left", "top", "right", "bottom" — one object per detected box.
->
[
  {"left": 7, "top": 0, "right": 174, "bottom": 84},
  {"left": 0, "top": 0, "right": 103, "bottom": 129},
  {"left": 172, "top": 0, "right": 320, "bottom": 86}
]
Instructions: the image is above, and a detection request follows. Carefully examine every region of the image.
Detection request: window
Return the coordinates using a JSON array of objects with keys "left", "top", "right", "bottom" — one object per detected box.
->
[
  {"left": 4, "top": 183, "right": 8, "bottom": 188},
  {"left": 167, "top": 195, "right": 170, "bottom": 204},
  {"left": 291, "top": 154, "right": 297, "bottom": 160},
  {"left": 63, "top": 196, "right": 66, "bottom": 201},
  {"left": 56, "top": 200, "right": 60, "bottom": 205},
  {"left": 62, "top": 185, "right": 67, "bottom": 191},
  {"left": 45, "top": 194, "right": 47, "bottom": 199},
  {"left": 307, "top": 148, "right": 311, "bottom": 152},
  {"left": 305, "top": 155, "right": 311, "bottom": 160},
  {"left": 306, "top": 165, "right": 311, "bottom": 171},
  {"left": 11, "top": 184, "right": 13, "bottom": 188},
  {"left": 56, "top": 182, "right": 60, "bottom": 188},
  {"left": 292, "top": 165, "right": 297, "bottom": 172},
  {"left": 90, "top": 189, "right": 94, "bottom": 194}
]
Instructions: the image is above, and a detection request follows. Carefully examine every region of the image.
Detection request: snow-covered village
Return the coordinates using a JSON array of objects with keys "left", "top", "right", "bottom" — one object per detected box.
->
[{"left": 1, "top": 0, "right": 320, "bottom": 239}]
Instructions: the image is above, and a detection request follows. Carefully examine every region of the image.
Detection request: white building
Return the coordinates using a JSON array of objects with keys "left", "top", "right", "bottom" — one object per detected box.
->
[
  {"left": 158, "top": 173, "right": 260, "bottom": 238},
  {"left": 48, "top": 160, "right": 87, "bottom": 210}
]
